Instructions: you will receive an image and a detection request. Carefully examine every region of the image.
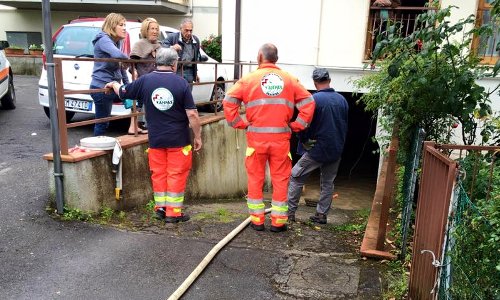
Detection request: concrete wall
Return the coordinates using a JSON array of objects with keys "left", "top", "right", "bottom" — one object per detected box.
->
[
  {"left": 47, "top": 118, "right": 250, "bottom": 212},
  {"left": 7, "top": 55, "right": 42, "bottom": 76}
]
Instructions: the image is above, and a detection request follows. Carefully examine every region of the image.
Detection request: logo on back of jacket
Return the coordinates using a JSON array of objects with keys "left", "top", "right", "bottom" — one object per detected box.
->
[
  {"left": 151, "top": 88, "right": 174, "bottom": 111},
  {"left": 261, "top": 73, "right": 284, "bottom": 97}
]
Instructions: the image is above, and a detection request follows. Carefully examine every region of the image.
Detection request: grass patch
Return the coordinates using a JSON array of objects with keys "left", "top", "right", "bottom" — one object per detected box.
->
[
  {"left": 192, "top": 208, "right": 246, "bottom": 223},
  {"left": 382, "top": 260, "right": 409, "bottom": 300},
  {"left": 324, "top": 209, "right": 371, "bottom": 233},
  {"left": 100, "top": 206, "right": 114, "bottom": 223},
  {"left": 61, "top": 206, "right": 94, "bottom": 222},
  {"left": 326, "top": 223, "right": 366, "bottom": 232}
]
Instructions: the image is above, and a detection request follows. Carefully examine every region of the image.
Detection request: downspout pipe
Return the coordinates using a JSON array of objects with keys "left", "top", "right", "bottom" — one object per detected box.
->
[
  {"left": 42, "top": 0, "right": 65, "bottom": 214},
  {"left": 233, "top": 0, "right": 241, "bottom": 80}
]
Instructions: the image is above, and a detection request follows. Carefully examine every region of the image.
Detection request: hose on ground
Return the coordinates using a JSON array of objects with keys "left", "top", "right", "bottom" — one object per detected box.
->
[{"left": 167, "top": 208, "right": 272, "bottom": 300}]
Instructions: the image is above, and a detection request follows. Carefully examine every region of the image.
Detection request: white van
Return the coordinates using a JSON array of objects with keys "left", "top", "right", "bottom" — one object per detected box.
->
[
  {"left": 38, "top": 18, "right": 226, "bottom": 122},
  {"left": 0, "top": 40, "right": 16, "bottom": 110}
]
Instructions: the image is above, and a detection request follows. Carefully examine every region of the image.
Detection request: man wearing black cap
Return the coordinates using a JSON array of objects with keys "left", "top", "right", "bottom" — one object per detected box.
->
[{"left": 287, "top": 68, "right": 349, "bottom": 224}]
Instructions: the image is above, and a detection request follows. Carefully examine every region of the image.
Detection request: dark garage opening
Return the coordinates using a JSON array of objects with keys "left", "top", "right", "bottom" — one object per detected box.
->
[
  {"left": 290, "top": 91, "right": 379, "bottom": 209},
  {"left": 338, "top": 92, "right": 379, "bottom": 179}
]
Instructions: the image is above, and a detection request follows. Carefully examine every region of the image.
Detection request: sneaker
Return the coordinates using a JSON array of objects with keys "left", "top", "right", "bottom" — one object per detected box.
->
[
  {"left": 270, "top": 225, "right": 288, "bottom": 232},
  {"left": 309, "top": 213, "right": 327, "bottom": 224},
  {"left": 250, "top": 223, "right": 265, "bottom": 231},
  {"left": 288, "top": 214, "right": 296, "bottom": 223},
  {"left": 165, "top": 213, "right": 190, "bottom": 223},
  {"left": 155, "top": 208, "right": 166, "bottom": 220}
]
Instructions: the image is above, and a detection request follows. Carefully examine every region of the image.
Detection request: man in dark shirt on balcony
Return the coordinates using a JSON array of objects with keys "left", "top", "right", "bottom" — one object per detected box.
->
[{"left": 287, "top": 68, "right": 349, "bottom": 225}]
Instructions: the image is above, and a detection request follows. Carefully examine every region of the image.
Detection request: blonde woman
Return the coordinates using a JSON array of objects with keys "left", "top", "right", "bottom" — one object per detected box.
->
[
  {"left": 90, "top": 13, "right": 138, "bottom": 136},
  {"left": 129, "top": 18, "right": 161, "bottom": 131},
  {"left": 130, "top": 17, "right": 161, "bottom": 77}
]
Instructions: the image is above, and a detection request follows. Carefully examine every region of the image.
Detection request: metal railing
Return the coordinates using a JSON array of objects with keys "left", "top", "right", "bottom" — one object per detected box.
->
[
  {"left": 51, "top": 56, "right": 256, "bottom": 155},
  {"left": 365, "top": 6, "right": 437, "bottom": 60},
  {"left": 408, "top": 142, "right": 500, "bottom": 299}
]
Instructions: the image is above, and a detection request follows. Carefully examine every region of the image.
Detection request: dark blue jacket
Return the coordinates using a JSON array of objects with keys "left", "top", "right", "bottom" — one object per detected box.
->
[
  {"left": 90, "top": 32, "right": 129, "bottom": 87},
  {"left": 298, "top": 88, "right": 348, "bottom": 163},
  {"left": 161, "top": 32, "right": 205, "bottom": 79}
]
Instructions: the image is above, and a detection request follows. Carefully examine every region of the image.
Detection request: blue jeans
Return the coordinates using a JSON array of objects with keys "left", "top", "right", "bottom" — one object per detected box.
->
[
  {"left": 178, "top": 68, "right": 195, "bottom": 91},
  {"left": 90, "top": 84, "right": 120, "bottom": 136}
]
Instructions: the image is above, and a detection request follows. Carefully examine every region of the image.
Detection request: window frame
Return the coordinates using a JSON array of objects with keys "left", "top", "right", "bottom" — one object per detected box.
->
[{"left": 473, "top": 0, "right": 498, "bottom": 65}]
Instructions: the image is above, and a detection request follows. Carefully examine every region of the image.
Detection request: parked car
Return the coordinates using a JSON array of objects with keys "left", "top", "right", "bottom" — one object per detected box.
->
[
  {"left": 38, "top": 18, "right": 226, "bottom": 122},
  {"left": 0, "top": 40, "right": 16, "bottom": 110}
]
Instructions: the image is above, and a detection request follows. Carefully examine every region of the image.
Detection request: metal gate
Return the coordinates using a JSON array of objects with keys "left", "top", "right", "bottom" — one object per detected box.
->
[{"left": 408, "top": 142, "right": 458, "bottom": 299}]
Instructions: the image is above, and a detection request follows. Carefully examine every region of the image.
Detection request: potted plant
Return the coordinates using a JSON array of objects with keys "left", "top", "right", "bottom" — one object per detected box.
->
[
  {"left": 28, "top": 44, "right": 44, "bottom": 55},
  {"left": 5, "top": 45, "right": 25, "bottom": 55}
]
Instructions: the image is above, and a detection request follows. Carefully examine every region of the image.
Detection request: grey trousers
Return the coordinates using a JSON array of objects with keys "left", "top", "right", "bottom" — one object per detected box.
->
[{"left": 287, "top": 152, "right": 341, "bottom": 215}]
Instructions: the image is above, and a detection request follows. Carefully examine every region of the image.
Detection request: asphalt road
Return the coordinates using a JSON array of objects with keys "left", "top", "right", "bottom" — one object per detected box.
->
[{"left": 0, "top": 75, "right": 281, "bottom": 300}]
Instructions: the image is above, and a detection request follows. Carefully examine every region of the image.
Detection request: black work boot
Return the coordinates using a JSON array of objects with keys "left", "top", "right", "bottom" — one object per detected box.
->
[
  {"left": 155, "top": 208, "right": 166, "bottom": 220},
  {"left": 250, "top": 223, "right": 265, "bottom": 231},
  {"left": 270, "top": 225, "right": 288, "bottom": 232},
  {"left": 165, "top": 213, "right": 190, "bottom": 223},
  {"left": 309, "top": 213, "right": 327, "bottom": 224},
  {"left": 288, "top": 214, "right": 296, "bottom": 223}
]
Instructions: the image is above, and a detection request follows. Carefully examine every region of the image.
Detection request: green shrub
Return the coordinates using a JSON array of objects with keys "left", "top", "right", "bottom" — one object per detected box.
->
[
  {"left": 201, "top": 34, "right": 221, "bottom": 62},
  {"left": 28, "top": 44, "right": 44, "bottom": 51},
  {"left": 61, "top": 206, "right": 93, "bottom": 222}
]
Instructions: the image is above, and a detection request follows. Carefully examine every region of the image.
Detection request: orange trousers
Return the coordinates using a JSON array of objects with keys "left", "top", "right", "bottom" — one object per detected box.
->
[
  {"left": 148, "top": 147, "right": 192, "bottom": 217},
  {"left": 245, "top": 139, "right": 291, "bottom": 227}
]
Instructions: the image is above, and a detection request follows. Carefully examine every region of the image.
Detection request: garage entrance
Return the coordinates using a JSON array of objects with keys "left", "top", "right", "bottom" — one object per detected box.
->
[
  {"left": 339, "top": 92, "right": 379, "bottom": 179},
  {"left": 290, "top": 92, "right": 379, "bottom": 211}
]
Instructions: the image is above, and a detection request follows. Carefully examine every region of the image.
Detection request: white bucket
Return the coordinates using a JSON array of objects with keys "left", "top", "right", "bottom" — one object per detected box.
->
[{"left": 80, "top": 136, "right": 117, "bottom": 150}]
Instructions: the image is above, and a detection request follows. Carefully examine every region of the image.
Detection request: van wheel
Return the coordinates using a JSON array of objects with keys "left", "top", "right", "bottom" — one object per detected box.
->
[
  {"left": 1, "top": 77, "right": 16, "bottom": 109},
  {"left": 43, "top": 107, "right": 76, "bottom": 122},
  {"left": 207, "top": 83, "right": 224, "bottom": 112}
]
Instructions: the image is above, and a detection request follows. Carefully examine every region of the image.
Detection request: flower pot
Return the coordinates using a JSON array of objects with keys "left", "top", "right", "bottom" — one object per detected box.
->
[
  {"left": 29, "top": 49, "right": 43, "bottom": 56},
  {"left": 5, "top": 48, "right": 25, "bottom": 55}
]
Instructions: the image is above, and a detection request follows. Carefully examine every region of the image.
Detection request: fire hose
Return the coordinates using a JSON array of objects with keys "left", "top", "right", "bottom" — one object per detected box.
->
[{"left": 167, "top": 208, "right": 272, "bottom": 300}]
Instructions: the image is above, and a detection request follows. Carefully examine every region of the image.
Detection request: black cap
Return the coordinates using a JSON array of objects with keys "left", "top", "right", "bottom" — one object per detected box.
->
[{"left": 312, "top": 68, "right": 330, "bottom": 82}]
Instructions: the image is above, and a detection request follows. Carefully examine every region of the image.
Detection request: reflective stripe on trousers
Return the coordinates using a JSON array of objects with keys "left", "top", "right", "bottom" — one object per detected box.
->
[
  {"left": 149, "top": 146, "right": 192, "bottom": 217},
  {"left": 245, "top": 140, "right": 291, "bottom": 226},
  {"left": 271, "top": 200, "right": 288, "bottom": 226},
  {"left": 247, "top": 197, "right": 265, "bottom": 225}
]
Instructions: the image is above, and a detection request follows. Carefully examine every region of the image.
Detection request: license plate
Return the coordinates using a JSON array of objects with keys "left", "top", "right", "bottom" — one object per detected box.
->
[{"left": 65, "top": 99, "right": 92, "bottom": 111}]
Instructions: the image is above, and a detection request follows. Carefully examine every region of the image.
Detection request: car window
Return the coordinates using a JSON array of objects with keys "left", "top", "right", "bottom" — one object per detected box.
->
[{"left": 53, "top": 26, "right": 100, "bottom": 57}]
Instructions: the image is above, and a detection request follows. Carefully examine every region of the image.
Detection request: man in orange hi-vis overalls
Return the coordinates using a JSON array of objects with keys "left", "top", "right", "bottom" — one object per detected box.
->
[{"left": 223, "top": 43, "right": 315, "bottom": 232}]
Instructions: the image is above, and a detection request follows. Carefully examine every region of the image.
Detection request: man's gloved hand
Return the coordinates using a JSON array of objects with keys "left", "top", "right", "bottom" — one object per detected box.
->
[{"left": 302, "top": 139, "right": 316, "bottom": 151}]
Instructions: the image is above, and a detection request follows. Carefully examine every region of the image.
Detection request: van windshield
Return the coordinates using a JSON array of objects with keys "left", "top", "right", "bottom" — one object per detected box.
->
[{"left": 53, "top": 26, "right": 100, "bottom": 57}]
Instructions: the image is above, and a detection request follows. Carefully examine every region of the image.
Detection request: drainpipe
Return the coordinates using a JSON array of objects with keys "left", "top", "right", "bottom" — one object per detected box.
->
[
  {"left": 233, "top": 0, "right": 241, "bottom": 80},
  {"left": 316, "top": 0, "right": 324, "bottom": 66},
  {"left": 218, "top": 0, "right": 222, "bottom": 35},
  {"left": 42, "top": 0, "right": 65, "bottom": 214}
]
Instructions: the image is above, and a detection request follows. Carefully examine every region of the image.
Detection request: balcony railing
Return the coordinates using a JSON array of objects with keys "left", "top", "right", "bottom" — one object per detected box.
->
[{"left": 365, "top": 6, "right": 437, "bottom": 60}]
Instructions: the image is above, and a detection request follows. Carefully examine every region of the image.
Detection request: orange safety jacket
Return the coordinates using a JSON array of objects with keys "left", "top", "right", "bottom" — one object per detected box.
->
[{"left": 223, "top": 63, "right": 315, "bottom": 141}]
